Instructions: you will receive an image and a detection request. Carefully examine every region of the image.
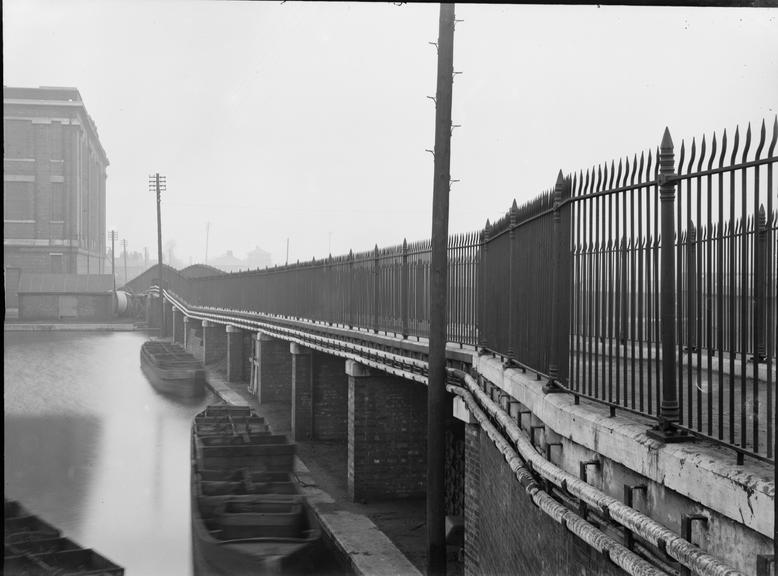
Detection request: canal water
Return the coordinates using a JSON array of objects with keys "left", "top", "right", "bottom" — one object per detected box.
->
[{"left": 4, "top": 330, "right": 216, "bottom": 575}]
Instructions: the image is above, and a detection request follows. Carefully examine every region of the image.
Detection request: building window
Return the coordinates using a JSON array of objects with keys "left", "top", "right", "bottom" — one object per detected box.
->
[
  {"left": 3, "top": 119, "right": 34, "bottom": 158},
  {"left": 3, "top": 181, "right": 35, "bottom": 221},
  {"left": 51, "top": 182, "right": 65, "bottom": 222},
  {"left": 50, "top": 253, "right": 64, "bottom": 273},
  {"left": 48, "top": 122, "right": 64, "bottom": 160}
]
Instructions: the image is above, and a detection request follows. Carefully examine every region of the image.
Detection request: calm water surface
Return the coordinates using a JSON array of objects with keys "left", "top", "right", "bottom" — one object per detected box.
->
[{"left": 4, "top": 331, "right": 216, "bottom": 575}]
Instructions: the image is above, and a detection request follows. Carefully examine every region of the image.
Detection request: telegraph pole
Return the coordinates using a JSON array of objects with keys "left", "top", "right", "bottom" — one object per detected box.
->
[
  {"left": 149, "top": 173, "right": 166, "bottom": 332},
  {"left": 427, "top": 4, "right": 455, "bottom": 576},
  {"left": 109, "top": 230, "right": 118, "bottom": 307},
  {"left": 122, "top": 239, "right": 128, "bottom": 285}
]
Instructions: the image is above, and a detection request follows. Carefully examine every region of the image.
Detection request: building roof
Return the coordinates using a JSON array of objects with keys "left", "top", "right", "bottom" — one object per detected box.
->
[
  {"left": 179, "top": 264, "right": 226, "bottom": 278},
  {"left": 18, "top": 273, "right": 114, "bottom": 294},
  {"left": 3, "top": 85, "right": 109, "bottom": 165}
]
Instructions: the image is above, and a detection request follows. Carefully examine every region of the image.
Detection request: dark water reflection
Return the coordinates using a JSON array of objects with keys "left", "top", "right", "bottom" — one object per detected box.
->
[{"left": 4, "top": 331, "right": 216, "bottom": 575}]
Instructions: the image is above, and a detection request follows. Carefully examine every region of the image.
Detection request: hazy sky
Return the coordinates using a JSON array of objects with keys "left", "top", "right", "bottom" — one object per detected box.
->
[{"left": 3, "top": 1, "right": 777, "bottom": 267}]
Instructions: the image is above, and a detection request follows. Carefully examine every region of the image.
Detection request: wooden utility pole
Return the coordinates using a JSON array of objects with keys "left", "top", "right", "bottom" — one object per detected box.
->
[
  {"left": 122, "top": 239, "right": 128, "bottom": 285},
  {"left": 109, "top": 230, "right": 118, "bottom": 309},
  {"left": 150, "top": 174, "right": 166, "bottom": 332},
  {"left": 427, "top": 4, "right": 455, "bottom": 575}
]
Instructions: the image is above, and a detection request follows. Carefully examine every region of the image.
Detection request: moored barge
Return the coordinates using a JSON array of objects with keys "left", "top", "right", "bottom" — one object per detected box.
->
[
  {"left": 140, "top": 340, "right": 205, "bottom": 398},
  {"left": 4, "top": 499, "right": 124, "bottom": 576},
  {"left": 191, "top": 405, "right": 321, "bottom": 576}
]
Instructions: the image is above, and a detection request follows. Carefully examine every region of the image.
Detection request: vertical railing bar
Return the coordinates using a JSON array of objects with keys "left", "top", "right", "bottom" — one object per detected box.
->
[
  {"left": 696, "top": 138, "right": 705, "bottom": 433},
  {"left": 766, "top": 118, "right": 776, "bottom": 458},
  {"left": 678, "top": 140, "right": 687, "bottom": 427},
  {"left": 729, "top": 127, "right": 739, "bottom": 445},
  {"left": 716, "top": 130, "right": 727, "bottom": 440},
  {"left": 741, "top": 124, "right": 751, "bottom": 456}
]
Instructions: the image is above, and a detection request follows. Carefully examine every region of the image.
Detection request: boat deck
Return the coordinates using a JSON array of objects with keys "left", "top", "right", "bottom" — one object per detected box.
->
[{"left": 4, "top": 499, "right": 124, "bottom": 576}]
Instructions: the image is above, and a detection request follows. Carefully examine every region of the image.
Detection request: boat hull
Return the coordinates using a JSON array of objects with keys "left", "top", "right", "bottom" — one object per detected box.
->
[
  {"left": 140, "top": 341, "right": 205, "bottom": 399},
  {"left": 190, "top": 405, "right": 322, "bottom": 576}
]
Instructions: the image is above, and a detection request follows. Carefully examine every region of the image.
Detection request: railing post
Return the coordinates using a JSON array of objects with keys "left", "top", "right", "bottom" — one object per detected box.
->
[
  {"left": 478, "top": 222, "right": 489, "bottom": 351},
  {"left": 348, "top": 249, "right": 354, "bottom": 329},
  {"left": 402, "top": 238, "right": 409, "bottom": 339},
  {"left": 545, "top": 171, "right": 570, "bottom": 394},
  {"left": 648, "top": 128, "right": 687, "bottom": 442},
  {"left": 508, "top": 201, "right": 518, "bottom": 361},
  {"left": 755, "top": 205, "right": 767, "bottom": 362},
  {"left": 687, "top": 221, "right": 697, "bottom": 353},
  {"left": 373, "top": 244, "right": 379, "bottom": 333}
]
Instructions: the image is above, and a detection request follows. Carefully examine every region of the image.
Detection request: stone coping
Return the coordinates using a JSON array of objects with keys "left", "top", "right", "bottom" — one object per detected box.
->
[{"left": 473, "top": 353, "right": 774, "bottom": 539}]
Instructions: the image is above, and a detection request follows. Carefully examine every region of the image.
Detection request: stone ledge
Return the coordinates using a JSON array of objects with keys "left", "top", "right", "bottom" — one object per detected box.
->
[{"left": 473, "top": 353, "right": 774, "bottom": 539}]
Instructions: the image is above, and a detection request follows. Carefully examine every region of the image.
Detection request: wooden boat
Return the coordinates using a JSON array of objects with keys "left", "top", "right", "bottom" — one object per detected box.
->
[
  {"left": 191, "top": 405, "right": 322, "bottom": 576},
  {"left": 4, "top": 499, "right": 124, "bottom": 575},
  {"left": 140, "top": 340, "right": 205, "bottom": 398}
]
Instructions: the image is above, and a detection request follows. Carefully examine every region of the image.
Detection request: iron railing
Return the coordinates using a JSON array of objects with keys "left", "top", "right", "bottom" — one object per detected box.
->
[{"left": 124, "top": 118, "right": 777, "bottom": 462}]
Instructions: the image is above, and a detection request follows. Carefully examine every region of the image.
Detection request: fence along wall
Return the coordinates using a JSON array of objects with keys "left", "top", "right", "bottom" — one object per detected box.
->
[
  {"left": 125, "top": 118, "right": 776, "bottom": 463},
  {"left": 565, "top": 118, "right": 777, "bottom": 463}
]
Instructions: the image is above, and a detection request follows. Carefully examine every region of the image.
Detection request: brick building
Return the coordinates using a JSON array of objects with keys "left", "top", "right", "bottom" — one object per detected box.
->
[{"left": 3, "top": 86, "right": 109, "bottom": 275}]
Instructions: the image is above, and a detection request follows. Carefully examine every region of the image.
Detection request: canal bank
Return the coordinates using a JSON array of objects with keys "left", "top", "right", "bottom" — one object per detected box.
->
[
  {"left": 201, "top": 361, "right": 428, "bottom": 576},
  {"left": 4, "top": 320, "right": 145, "bottom": 332}
]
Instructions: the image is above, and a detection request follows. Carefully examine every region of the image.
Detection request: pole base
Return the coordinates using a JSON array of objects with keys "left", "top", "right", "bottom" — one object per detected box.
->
[
  {"left": 542, "top": 379, "right": 567, "bottom": 395},
  {"left": 646, "top": 422, "right": 689, "bottom": 443}
]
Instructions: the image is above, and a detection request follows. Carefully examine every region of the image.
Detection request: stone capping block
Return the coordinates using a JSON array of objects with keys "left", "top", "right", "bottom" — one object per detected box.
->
[
  {"left": 201, "top": 319, "right": 211, "bottom": 328},
  {"left": 183, "top": 316, "right": 189, "bottom": 323},
  {"left": 472, "top": 353, "right": 774, "bottom": 539},
  {"left": 453, "top": 395, "right": 476, "bottom": 424},
  {"left": 345, "top": 359, "right": 371, "bottom": 378},
  {"left": 226, "top": 324, "right": 241, "bottom": 333},
  {"left": 290, "top": 342, "right": 311, "bottom": 355}
]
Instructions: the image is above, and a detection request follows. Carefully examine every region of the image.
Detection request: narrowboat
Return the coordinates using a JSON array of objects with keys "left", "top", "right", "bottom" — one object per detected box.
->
[
  {"left": 140, "top": 340, "right": 206, "bottom": 398},
  {"left": 4, "top": 499, "right": 124, "bottom": 575},
  {"left": 190, "top": 405, "right": 322, "bottom": 576}
]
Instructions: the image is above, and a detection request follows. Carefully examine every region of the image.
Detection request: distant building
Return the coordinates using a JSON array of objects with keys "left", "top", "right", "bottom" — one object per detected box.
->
[
  {"left": 209, "top": 250, "right": 245, "bottom": 273},
  {"left": 3, "top": 86, "right": 109, "bottom": 275},
  {"left": 207, "top": 247, "right": 272, "bottom": 273},
  {"left": 245, "top": 246, "right": 272, "bottom": 269}
]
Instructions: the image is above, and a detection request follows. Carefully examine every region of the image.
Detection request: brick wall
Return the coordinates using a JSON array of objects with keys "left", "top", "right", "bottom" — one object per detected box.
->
[
  {"left": 312, "top": 352, "right": 348, "bottom": 441},
  {"left": 465, "top": 425, "right": 627, "bottom": 576},
  {"left": 187, "top": 325, "right": 204, "bottom": 361},
  {"left": 464, "top": 424, "right": 480, "bottom": 575},
  {"left": 203, "top": 324, "right": 227, "bottom": 365},
  {"left": 292, "top": 349, "right": 313, "bottom": 441},
  {"left": 348, "top": 371, "right": 427, "bottom": 502},
  {"left": 19, "top": 293, "right": 111, "bottom": 320},
  {"left": 242, "top": 331, "right": 253, "bottom": 381},
  {"left": 257, "top": 337, "right": 292, "bottom": 404},
  {"left": 445, "top": 420, "right": 465, "bottom": 517}
]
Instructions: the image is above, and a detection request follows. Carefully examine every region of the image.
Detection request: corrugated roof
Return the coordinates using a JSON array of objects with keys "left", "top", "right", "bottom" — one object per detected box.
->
[{"left": 18, "top": 273, "right": 114, "bottom": 294}]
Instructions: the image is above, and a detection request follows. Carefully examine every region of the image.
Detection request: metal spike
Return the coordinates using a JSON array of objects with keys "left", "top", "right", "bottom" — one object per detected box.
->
[
  {"left": 687, "top": 137, "right": 697, "bottom": 173},
  {"left": 708, "top": 132, "right": 718, "bottom": 171},
  {"left": 742, "top": 122, "right": 752, "bottom": 162},
  {"left": 697, "top": 134, "right": 706, "bottom": 172},
  {"left": 754, "top": 119, "right": 766, "bottom": 159},
  {"left": 769, "top": 116, "right": 778, "bottom": 156},
  {"left": 719, "top": 129, "right": 728, "bottom": 167},
  {"left": 731, "top": 126, "right": 740, "bottom": 164},
  {"left": 678, "top": 141, "right": 685, "bottom": 177}
]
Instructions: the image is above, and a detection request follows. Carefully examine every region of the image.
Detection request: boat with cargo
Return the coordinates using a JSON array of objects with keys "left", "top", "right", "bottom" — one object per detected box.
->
[
  {"left": 4, "top": 499, "right": 124, "bottom": 576},
  {"left": 190, "top": 405, "right": 322, "bottom": 576},
  {"left": 140, "top": 340, "right": 205, "bottom": 398}
]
